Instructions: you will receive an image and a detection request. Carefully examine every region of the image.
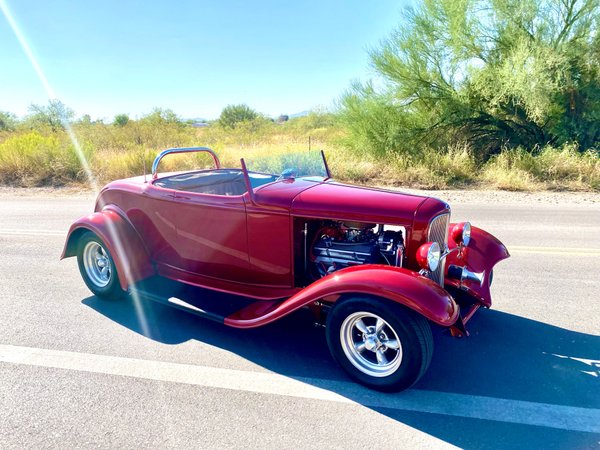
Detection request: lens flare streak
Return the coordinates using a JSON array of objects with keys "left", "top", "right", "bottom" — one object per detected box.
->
[{"left": 1, "top": 0, "right": 151, "bottom": 337}]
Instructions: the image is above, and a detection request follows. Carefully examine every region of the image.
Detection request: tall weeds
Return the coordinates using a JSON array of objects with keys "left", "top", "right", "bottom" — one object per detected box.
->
[{"left": 0, "top": 118, "right": 597, "bottom": 190}]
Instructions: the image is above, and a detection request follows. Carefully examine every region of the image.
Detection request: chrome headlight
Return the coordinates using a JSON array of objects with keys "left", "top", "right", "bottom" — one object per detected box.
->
[
  {"left": 451, "top": 221, "right": 471, "bottom": 247},
  {"left": 417, "top": 242, "right": 441, "bottom": 272},
  {"left": 462, "top": 222, "right": 471, "bottom": 247}
]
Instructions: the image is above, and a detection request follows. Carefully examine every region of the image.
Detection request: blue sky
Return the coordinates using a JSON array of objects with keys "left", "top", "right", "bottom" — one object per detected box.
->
[{"left": 0, "top": 0, "right": 408, "bottom": 120}]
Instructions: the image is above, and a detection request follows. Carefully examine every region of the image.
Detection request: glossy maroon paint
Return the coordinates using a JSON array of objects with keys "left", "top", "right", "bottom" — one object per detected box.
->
[
  {"left": 225, "top": 265, "right": 459, "bottom": 328},
  {"left": 245, "top": 205, "right": 293, "bottom": 286},
  {"left": 252, "top": 177, "right": 322, "bottom": 210},
  {"left": 406, "top": 198, "right": 450, "bottom": 271},
  {"left": 170, "top": 190, "right": 250, "bottom": 282},
  {"left": 444, "top": 224, "right": 510, "bottom": 307},
  {"left": 292, "top": 182, "right": 428, "bottom": 225},
  {"left": 63, "top": 157, "right": 508, "bottom": 328},
  {"left": 450, "top": 222, "right": 468, "bottom": 245},
  {"left": 62, "top": 208, "right": 154, "bottom": 290},
  {"left": 156, "top": 262, "right": 299, "bottom": 300},
  {"left": 415, "top": 242, "right": 435, "bottom": 270}
]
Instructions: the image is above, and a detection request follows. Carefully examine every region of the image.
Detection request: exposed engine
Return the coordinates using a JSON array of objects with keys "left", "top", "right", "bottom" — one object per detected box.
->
[{"left": 310, "top": 221, "right": 404, "bottom": 279}]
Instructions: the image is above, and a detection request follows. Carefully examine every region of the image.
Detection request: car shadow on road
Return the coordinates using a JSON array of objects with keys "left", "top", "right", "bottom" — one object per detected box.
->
[{"left": 83, "top": 294, "right": 600, "bottom": 449}]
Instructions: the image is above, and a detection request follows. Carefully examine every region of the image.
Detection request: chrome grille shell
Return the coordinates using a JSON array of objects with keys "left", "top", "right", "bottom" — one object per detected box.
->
[{"left": 427, "top": 213, "right": 450, "bottom": 286}]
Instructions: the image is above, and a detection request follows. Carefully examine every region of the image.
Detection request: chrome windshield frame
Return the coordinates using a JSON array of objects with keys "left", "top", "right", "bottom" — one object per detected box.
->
[{"left": 151, "top": 147, "right": 221, "bottom": 180}]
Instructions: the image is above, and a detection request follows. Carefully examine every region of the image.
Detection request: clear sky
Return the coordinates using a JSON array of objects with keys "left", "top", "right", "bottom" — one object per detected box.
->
[{"left": 0, "top": 0, "right": 408, "bottom": 121}]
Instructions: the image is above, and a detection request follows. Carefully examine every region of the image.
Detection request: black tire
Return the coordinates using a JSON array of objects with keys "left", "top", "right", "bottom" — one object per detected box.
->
[
  {"left": 76, "top": 231, "right": 124, "bottom": 299},
  {"left": 326, "top": 296, "right": 433, "bottom": 392}
]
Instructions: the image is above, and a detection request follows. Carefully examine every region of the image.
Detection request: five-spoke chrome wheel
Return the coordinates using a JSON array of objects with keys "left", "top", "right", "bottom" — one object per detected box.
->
[
  {"left": 326, "top": 296, "right": 433, "bottom": 392},
  {"left": 82, "top": 241, "right": 111, "bottom": 288},
  {"left": 76, "top": 231, "right": 123, "bottom": 299},
  {"left": 340, "top": 312, "right": 403, "bottom": 377}
]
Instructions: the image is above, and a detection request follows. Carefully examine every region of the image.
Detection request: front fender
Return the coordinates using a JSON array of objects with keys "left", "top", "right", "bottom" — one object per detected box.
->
[
  {"left": 61, "top": 208, "right": 155, "bottom": 290},
  {"left": 445, "top": 224, "right": 510, "bottom": 307},
  {"left": 225, "top": 265, "right": 459, "bottom": 328}
]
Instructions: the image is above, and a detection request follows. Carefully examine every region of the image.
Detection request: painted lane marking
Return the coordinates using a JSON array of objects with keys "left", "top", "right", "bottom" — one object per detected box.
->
[
  {"left": 0, "top": 229, "right": 64, "bottom": 237},
  {"left": 509, "top": 246, "right": 600, "bottom": 256},
  {"left": 0, "top": 343, "right": 598, "bottom": 434}
]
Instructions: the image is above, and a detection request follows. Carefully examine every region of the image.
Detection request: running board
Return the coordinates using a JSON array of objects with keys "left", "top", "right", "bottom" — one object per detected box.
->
[
  {"left": 129, "top": 284, "right": 225, "bottom": 324},
  {"left": 128, "top": 276, "right": 272, "bottom": 325}
]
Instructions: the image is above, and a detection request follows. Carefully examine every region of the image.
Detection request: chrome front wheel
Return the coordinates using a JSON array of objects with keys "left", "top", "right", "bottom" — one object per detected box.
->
[
  {"left": 340, "top": 312, "right": 403, "bottom": 377},
  {"left": 326, "top": 297, "right": 433, "bottom": 392}
]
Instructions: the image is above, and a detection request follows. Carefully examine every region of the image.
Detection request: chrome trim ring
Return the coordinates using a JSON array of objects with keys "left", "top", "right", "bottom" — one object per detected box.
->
[
  {"left": 82, "top": 241, "right": 111, "bottom": 288},
  {"left": 427, "top": 213, "right": 450, "bottom": 286},
  {"left": 340, "top": 312, "right": 403, "bottom": 378}
]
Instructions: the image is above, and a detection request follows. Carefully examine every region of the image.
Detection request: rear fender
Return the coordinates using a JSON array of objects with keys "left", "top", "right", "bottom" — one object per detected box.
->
[
  {"left": 225, "top": 265, "right": 459, "bottom": 328},
  {"left": 61, "top": 208, "right": 155, "bottom": 290},
  {"left": 445, "top": 224, "right": 510, "bottom": 307}
]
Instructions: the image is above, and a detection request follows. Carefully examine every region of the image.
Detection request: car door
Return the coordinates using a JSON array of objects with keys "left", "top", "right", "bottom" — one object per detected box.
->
[
  {"left": 169, "top": 190, "right": 251, "bottom": 282},
  {"left": 123, "top": 183, "right": 181, "bottom": 268}
]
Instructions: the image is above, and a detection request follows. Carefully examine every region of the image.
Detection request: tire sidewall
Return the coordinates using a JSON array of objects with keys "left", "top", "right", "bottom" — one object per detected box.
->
[
  {"left": 326, "top": 297, "right": 429, "bottom": 392},
  {"left": 76, "top": 231, "right": 123, "bottom": 299}
]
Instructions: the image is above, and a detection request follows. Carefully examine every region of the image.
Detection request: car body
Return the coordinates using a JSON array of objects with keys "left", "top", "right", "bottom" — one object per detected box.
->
[{"left": 62, "top": 147, "right": 509, "bottom": 391}]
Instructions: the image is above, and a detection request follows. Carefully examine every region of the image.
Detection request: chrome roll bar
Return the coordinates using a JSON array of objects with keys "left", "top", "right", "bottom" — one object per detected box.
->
[{"left": 151, "top": 147, "right": 221, "bottom": 179}]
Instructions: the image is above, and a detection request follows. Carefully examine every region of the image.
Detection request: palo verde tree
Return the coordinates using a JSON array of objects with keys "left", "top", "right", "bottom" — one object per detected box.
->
[
  {"left": 218, "top": 104, "right": 258, "bottom": 129},
  {"left": 25, "top": 99, "right": 75, "bottom": 131},
  {"left": 341, "top": 0, "right": 600, "bottom": 158}
]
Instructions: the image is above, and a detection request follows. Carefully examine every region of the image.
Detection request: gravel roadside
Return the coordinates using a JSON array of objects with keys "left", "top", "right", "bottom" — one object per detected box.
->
[{"left": 0, "top": 185, "right": 598, "bottom": 206}]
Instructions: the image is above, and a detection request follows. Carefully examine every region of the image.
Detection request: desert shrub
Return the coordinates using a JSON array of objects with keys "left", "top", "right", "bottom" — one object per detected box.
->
[
  {"left": 341, "top": 0, "right": 600, "bottom": 159},
  {"left": 218, "top": 104, "right": 259, "bottom": 129},
  {"left": 0, "top": 131, "right": 89, "bottom": 185}
]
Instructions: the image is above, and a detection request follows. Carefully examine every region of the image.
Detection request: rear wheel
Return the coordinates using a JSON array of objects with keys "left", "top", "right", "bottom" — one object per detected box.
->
[
  {"left": 326, "top": 296, "right": 433, "bottom": 392},
  {"left": 76, "top": 231, "right": 124, "bottom": 299}
]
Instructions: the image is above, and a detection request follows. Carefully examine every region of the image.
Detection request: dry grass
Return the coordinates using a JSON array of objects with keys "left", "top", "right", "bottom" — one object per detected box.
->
[
  {"left": 0, "top": 119, "right": 598, "bottom": 191},
  {"left": 482, "top": 145, "right": 600, "bottom": 191}
]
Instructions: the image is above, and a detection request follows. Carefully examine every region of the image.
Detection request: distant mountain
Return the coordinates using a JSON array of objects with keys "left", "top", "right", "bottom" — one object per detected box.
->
[{"left": 289, "top": 110, "right": 310, "bottom": 119}]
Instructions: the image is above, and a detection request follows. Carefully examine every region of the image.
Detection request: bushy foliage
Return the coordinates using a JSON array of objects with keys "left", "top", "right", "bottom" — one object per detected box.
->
[
  {"left": 341, "top": 0, "right": 600, "bottom": 158},
  {"left": 218, "top": 104, "right": 258, "bottom": 128},
  {"left": 113, "top": 114, "right": 129, "bottom": 127},
  {"left": 0, "top": 111, "right": 17, "bottom": 131},
  {"left": 0, "top": 101, "right": 596, "bottom": 190},
  {"left": 0, "top": 131, "right": 88, "bottom": 185},
  {"left": 23, "top": 99, "right": 75, "bottom": 131},
  {"left": 140, "top": 108, "right": 182, "bottom": 125}
]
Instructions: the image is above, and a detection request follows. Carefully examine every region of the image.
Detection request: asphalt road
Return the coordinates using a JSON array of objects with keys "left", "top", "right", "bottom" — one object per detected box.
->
[{"left": 0, "top": 190, "right": 599, "bottom": 449}]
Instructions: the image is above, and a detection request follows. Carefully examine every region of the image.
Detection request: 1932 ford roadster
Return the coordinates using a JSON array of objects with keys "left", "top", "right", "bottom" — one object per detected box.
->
[{"left": 62, "top": 147, "right": 509, "bottom": 391}]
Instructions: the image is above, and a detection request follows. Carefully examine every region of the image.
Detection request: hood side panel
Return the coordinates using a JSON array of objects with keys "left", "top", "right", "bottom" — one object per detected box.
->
[
  {"left": 252, "top": 178, "right": 323, "bottom": 211},
  {"left": 291, "top": 182, "right": 427, "bottom": 225}
]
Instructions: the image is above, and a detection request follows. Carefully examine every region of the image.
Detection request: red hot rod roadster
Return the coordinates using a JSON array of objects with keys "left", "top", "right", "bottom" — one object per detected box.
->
[{"left": 62, "top": 147, "right": 509, "bottom": 391}]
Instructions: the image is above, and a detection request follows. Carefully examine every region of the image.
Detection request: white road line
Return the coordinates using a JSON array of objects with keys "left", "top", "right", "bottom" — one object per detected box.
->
[
  {"left": 510, "top": 246, "right": 600, "bottom": 256},
  {"left": 0, "top": 229, "right": 64, "bottom": 237},
  {"left": 1, "top": 343, "right": 598, "bottom": 434}
]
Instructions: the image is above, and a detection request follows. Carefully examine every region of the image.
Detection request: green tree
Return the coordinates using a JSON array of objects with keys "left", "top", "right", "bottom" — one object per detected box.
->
[
  {"left": 219, "top": 104, "right": 258, "bottom": 128},
  {"left": 25, "top": 99, "right": 75, "bottom": 131},
  {"left": 78, "top": 114, "right": 92, "bottom": 125},
  {"left": 341, "top": 0, "right": 600, "bottom": 158},
  {"left": 140, "top": 108, "right": 182, "bottom": 125},
  {"left": 113, "top": 113, "right": 130, "bottom": 127},
  {"left": 0, "top": 111, "right": 17, "bottom": 131}
]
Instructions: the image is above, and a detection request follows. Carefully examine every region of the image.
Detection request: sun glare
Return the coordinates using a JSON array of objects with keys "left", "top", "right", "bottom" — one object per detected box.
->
[{"left": 0, "top": 0, "right": 152, "bottom": 337}]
